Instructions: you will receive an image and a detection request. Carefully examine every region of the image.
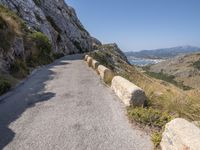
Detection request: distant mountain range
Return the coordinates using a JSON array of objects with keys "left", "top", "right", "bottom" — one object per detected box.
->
[{"left": 125, "top": 46, "right": 200, "bottom": 59}]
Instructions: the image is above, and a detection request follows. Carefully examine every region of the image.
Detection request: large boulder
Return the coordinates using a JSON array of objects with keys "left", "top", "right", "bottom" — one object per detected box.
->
[
  {"left": 111, "top": 76, "right": 146, "bottom": 106},
  {"left": 161, "top": 118, "right": 200, "bottom": 150}
]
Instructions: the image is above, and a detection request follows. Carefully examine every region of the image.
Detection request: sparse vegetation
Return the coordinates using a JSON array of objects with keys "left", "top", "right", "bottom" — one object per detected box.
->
[
  {"left": 151, "top": 132, "right": 162, "bottom": 148},
  {"left": 0, "top": 6, "right": 62, "bottom": 95},
  {"left": 193, "top": 59, "right": 200, "bottom": 70},
  {"left": 53, "top": 53, "right": 64, "bottom": 59},
  {"left": 27, "top": 31, "right": 53, "bottom": 66},
  {"left": 0, "top": 76, "right": 11, "bottom": 95},
  {"left": 10, "top": 59, "right": 29, "bottom": 79},
  {"left": 33, "top": 0, "right": 41, "bottom": 6},
  {"left": 127, "top": 107, "right": 172, "bottom": 129},
  {"left": 0, "top": 11, "right": 15, "bottom": 51},
  {"left": 145, "top": 71, "right": 192, "bottom": 90}
]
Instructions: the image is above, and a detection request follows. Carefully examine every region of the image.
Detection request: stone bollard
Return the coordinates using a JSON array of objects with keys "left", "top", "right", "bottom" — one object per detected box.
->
[
  {"left": 87, "top": 56, "right": 93, "bottom": 67},
  {"left": 161, "top": 118, "right": 200, "bottom": 150},
  {"left": 97, "top": 65, "right": 114, "bottom": 84},
  {"left": 111, "top": 76, "right": 146, "bottom": 106},
  {"left": 84, "top": 55, "right": 89, "bottom": 61},
  {"left": 92, "top": 59, "right": 100, "bottom": 70}
]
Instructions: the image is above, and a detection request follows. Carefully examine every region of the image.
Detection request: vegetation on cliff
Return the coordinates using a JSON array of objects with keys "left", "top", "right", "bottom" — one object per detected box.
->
[{"left": 0, "top": 5, "right": 63, "bottom": 95}]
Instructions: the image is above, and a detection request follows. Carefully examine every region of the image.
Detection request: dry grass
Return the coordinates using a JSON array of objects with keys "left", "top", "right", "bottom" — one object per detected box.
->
[
  {"left": 90, "top": 46, "right": 200, "bottom": 121},
  {"left": 0, "top": 5, "right": 22, "bottom": 35}
]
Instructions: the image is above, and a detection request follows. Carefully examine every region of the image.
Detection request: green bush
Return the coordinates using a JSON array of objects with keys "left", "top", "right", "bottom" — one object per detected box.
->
[
  {"left": 28, "top": 32, "right": 53, "bottom": 66},
  {"left": 127, "top": 107, "right": 172, "bottom": 148},
  {"left": 127, "top": 107, "right": 172, "bottom": 128},
  {"left": 0, "top": 76, "right": 11, "bottom": 95},
  {"left": 10, "top": 59, "right": 29, "bottom": 79},
  {"left": 151, "top": 131, "right": 162, "bottom": 148},
  {"left": 89, "top": 51, "right": 115, "bottom": 71},
  {"left": 193, "top": 59, "right": 200, "bottom": 70},
  {"left": 0, "top": 16, "right": 13, "bottom": 51},
  {"left": 145, "top": 71, "right": 192, "bottom": 90},
  {"left": 33, "top": 0, "right": 41, "bottom": 6},
  {"left": 53, "top": 53, "right": 64, "bottom": 59}
]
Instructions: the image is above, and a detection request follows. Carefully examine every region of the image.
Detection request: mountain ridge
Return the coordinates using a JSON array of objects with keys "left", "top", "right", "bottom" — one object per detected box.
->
[{"left": 125, "top": 45, "right": 200, "bottom": 59}]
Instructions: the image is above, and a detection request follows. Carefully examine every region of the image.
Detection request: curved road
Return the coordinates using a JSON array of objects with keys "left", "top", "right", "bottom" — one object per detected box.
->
[{"left": 0, "top": 54, "right": 152, "bottom": 150}]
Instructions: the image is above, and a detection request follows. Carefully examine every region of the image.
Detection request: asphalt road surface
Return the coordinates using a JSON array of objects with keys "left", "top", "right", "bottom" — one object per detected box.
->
[{"left": 0, "top": 54, "right": 153, "bottom": 150}]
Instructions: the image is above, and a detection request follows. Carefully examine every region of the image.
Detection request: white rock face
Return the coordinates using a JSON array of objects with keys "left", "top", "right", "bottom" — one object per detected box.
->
[
  {"left": 97, "top": 65, "right": 114, "bottom": 84},
  {"left": 111, "top": 76, "right": 146, "bottom": 106},
  {"left": 161, "top": 118, "right": 200, "bottom": 150},
  {"left": 92, "top": 59, "right": 99, "bottom": 70},
  {"left": 0, "top": 0, "right": 101, "bottom": 54}
]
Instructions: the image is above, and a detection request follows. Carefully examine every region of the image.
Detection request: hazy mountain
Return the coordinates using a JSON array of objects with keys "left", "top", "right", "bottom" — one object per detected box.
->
[{"left": 125, "top": 46, "right": 200, "bottom": 59}]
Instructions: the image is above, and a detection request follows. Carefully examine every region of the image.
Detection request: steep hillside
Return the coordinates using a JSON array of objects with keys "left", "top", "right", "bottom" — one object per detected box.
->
[
  {"left": 125, "top": 46, "right": 200, "bottom": 59},
  {"left": 0, "top": 1, "right": 100, "bottom": 95},
  {"left": 0, "top": 5, "right": 59, "bottom": 95},
  {"left": 89, "top": 45, "right": 200, "bottom": 121},
  {"left": 149, "top": 53, "right": 200, "bottom": 89}
]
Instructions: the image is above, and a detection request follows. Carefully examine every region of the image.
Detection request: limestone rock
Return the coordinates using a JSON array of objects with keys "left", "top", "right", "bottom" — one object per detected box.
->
[
  {"left": 0, "top": 0, "right": 101, "bottom": 54},
  {"left": 111, "top": 76, "right": 146, "bottom": 106},
  {"left": 161, "top": 118, "right": 200, "bottom": 150},
  {"left": 86, "top": 57, "right": 93, "bottom": 67},
  {"left": 84, "top": 55, "right": 89, "bottom": 61},
  {"left": 92, "top": 59, "right": 99, "bottom": 70},
  {"left": 97, "top": 65, "right": 114, "bottom": 84}
]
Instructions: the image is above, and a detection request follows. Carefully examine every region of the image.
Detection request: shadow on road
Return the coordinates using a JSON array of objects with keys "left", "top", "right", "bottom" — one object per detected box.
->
[{"left": 0, "top": 54, "right": 82, "bottom": 149}]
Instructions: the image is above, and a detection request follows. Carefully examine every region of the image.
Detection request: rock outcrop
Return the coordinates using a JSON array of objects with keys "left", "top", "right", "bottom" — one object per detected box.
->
[
  {"left": 161, "top": 118, "right": 200, "bottom": 150},
  {"left": 0, "top": 0, "right": 101, "bottom": 54}
]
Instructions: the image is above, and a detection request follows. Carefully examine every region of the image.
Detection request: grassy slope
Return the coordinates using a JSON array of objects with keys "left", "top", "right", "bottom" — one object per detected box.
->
[
  {"left": 90, "top": 44, "right": 200, "bottom": 121},
  {"left": 148, "top": 52, "right": 200, "bottom": 89},
  {"left": 89, "top": 44, "right": 200, "bottom": 147}
]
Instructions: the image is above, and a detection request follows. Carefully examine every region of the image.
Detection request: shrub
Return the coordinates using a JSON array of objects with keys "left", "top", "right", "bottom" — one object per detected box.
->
[
  {"left": 28, "top": 32, "right": 53, "bottom": 66},
  {"left": 193, "top": 59, "right": 200, "bottom": 70},
  {"left": 151, "top": 132, "right": 162, "bottom": 148},
  {"left": 33, "top": 0, "right": 41, "bottom": 6},
  {"left": 127, "top": 107, "right": 172, "bottom": 148},
  {"left": 0, "top": 76, "right": 11, "bottom": 95},
  {"left": 89, "top": 51, "right": 115, "bottom": 71},
  {"left": 127, "top": 107, "right": 172, "bottom": 128},
  {"left": 145, "top": 71, "right": 192, "bottom": 90},
  {"left": 0, "top": 16, "right": 14, "bottom": 51},
  {"left": 53, "top": 53, "right": 64, "bottom": 59},
  {"left": 10, "top": 59, "right": 29, "bottom": 79}
]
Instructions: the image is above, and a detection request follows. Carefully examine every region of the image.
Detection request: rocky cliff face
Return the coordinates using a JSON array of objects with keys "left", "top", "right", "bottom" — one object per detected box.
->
[
  {"left": 0, "top": 0, "right": 101, "bottom": 95},
  {"left": 0, "top": 0, "right": 101, "bottom": 54}
]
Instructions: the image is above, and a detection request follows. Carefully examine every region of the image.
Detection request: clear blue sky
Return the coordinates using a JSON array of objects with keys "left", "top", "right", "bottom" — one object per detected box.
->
[{"left": 66, "top": 0, "right": 200, "bottom": 51}]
